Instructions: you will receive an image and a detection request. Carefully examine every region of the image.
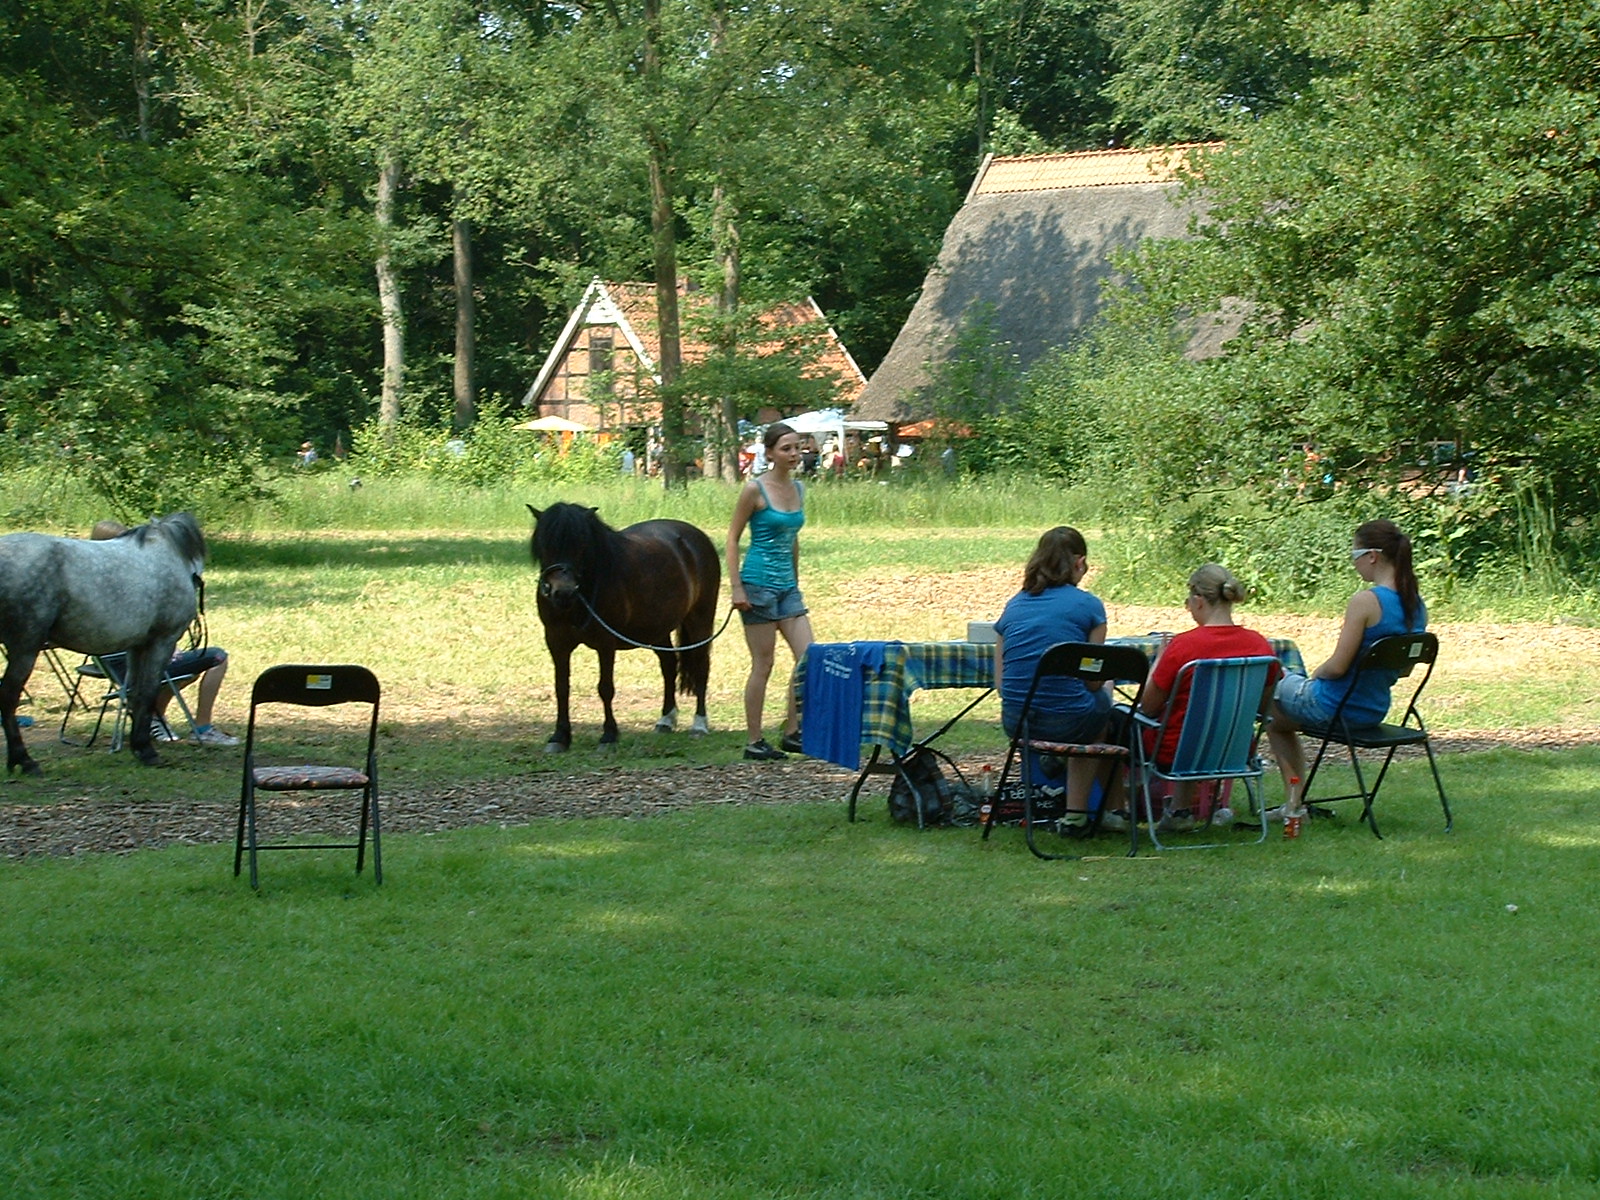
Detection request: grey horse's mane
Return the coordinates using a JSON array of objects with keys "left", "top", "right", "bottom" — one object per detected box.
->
[{"left": 131, "top": 512, "right": 207, "bottom": 566}]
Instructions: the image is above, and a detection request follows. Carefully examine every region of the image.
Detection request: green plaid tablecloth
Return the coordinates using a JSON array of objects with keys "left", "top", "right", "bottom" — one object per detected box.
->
[{"left": 795, "top": 636, "right": 1304, "bottom": 769}]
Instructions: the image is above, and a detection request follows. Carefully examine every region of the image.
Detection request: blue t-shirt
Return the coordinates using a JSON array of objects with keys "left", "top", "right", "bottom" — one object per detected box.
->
[
  {"left": 1310, "top": 585, "right": 1426, "bottom": 725},
  {"left": 994, "top": 584, "right": 1107, "bottom": 718},
  {"left": 800, "top": 641, "right": 887, "bottom": 771},
  {"left": 740, "top": 478, "right": 805, "bottom": 588}
]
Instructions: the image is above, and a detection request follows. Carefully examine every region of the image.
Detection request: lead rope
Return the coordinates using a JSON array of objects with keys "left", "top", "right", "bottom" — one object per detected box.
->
[
  {"left": 573, "top": 592, "right": 739, "bottom": 654},
  {"left": 186, "top": 573, "right": 208, "bottom": 652}
]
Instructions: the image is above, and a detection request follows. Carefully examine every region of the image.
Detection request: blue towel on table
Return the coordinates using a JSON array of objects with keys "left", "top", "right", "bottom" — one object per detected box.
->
[{"left": 801, "top": 642, "right": 888, "bottom": 770}]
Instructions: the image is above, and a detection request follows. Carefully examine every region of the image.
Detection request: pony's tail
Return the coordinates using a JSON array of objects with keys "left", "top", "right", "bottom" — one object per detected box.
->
[{"left": 676, "top": 643, "right": 709, "bottom": 696}]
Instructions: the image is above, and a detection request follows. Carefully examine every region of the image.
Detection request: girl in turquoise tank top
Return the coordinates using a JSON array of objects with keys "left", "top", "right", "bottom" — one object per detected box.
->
[{"left": 726, "top": 422, "right": 814, "bottom": 761}]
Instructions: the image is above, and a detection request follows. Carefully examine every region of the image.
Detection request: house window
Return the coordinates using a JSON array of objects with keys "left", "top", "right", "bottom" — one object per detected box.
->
[{"left": 588, "top": 332, "right": 615, "bottom": 396}]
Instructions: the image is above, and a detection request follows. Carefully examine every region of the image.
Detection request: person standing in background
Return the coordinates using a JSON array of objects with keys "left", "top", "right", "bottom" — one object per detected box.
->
[{"left": 726, "top": 422, "right": 813, "bottom": 761}]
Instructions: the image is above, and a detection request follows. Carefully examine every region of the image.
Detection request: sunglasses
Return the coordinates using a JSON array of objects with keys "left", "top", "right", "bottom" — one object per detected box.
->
[{"left": 1350, "top": 547, "right": 1378, "bottom": 561}]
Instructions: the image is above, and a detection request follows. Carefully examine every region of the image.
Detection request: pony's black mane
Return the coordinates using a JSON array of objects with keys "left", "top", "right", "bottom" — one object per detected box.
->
[
  {"left": 130, "top": 512, "right": 207, "bottom": 566},
  {"left": 532, "top": 503, "right": 619, "bottom": 595}
]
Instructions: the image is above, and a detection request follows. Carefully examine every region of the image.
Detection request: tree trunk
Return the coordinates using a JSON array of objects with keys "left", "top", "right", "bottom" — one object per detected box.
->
[
  {"left": 645, "top": 0, "right": 686, "bottom": 488},
  {"left": 650, "top": 142, "right": 684, "bottom": 488},
  {"left": 134, "top": 20, "right": 152, "bottom": 144},
  {"left": 452, "top": 207, "right": 476, "bottom": 433},
  {"left": 712, "top": 181, "right": 742, "bottom": 483},
  {"left": 376, "top": 154, "right": 405, "bottom": 428}
]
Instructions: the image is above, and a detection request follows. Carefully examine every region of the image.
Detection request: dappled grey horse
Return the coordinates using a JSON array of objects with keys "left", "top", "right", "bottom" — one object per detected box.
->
[{"left": 0, "top": 513, "right": 207, "bottom": 774}]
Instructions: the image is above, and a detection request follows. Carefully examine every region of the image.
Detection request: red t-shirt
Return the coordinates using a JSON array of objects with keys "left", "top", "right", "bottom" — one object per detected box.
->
[{"left": 1146, "top": 624, "right": 1276, "bottom": 765}]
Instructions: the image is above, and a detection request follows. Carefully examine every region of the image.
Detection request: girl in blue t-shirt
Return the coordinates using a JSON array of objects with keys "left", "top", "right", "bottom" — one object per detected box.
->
[
  {"left": 1267, "top": 519, "right": 1427, "bottom": 816},
  {"left": 994, "top": 526, "right": 1113, "bottom": 836}
]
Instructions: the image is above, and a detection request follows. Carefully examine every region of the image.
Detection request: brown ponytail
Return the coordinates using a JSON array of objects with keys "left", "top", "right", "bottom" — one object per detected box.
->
[{"left": 1356, "top": 519, "right": 1420, "bottom": 627}]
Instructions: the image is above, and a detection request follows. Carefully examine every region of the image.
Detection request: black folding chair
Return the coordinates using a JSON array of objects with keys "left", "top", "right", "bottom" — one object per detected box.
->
[
  {"left": 58, "top": 651, "right": 201, "bottom": 751},
  {"left": 982, "top": 641, "right": 1148, "bottom": 860},
  {"left": 1299, "top": 632, "right": 1451, "bottom": 838},
  {"left": 235, "top": 664, "right": 382, "bottom": 889}
]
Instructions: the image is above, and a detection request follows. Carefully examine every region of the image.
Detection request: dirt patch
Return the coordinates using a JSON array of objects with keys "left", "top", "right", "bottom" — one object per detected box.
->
[
  {"left": 5, "top": 571, "right": 1596, "bottom": 860},
  {"left": 3, "top": 729, "right": 1593, "bottom": 861}
]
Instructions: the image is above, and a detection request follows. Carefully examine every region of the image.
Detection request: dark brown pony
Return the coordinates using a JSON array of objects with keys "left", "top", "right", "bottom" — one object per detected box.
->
[{"left": 528, "top": 502, "right": 720, "bottom": 752}]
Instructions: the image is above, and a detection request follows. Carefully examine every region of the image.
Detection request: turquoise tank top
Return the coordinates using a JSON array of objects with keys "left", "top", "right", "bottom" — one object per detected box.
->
[{"left": 740, "top": 478, "right": 805, "bottom": 588}]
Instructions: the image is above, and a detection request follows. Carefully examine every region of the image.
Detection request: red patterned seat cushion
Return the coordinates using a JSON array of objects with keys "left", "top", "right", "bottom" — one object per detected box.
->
[
  {"left": 252, "top": 765, "right": 369, "bottom": 790},
  {"left": 1021, "top": 739, "right": 1129, "bottom": 758}
]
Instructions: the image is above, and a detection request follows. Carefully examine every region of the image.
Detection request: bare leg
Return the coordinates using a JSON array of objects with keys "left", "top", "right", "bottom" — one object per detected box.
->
[
  {"left": 1167, "top": 779, "right": 1196, "bottom": 814},
  {"left": 742, "top": 622, "right": 779, "bottom": 743},
  {"left": 156, "top": 663, "right": 225, "bottom": 728},
  {"left": 1266, "top": 699, "right": 1306, "bottom": 807},
  {"left": 773, "top": 613, "right": 814, "bottom": 739},
  {"left": 1065, "top": 757, "right": 1102, "bottom": 813},
  {"left": 192, "top": 662, "right": 225, "bottom": 727}
]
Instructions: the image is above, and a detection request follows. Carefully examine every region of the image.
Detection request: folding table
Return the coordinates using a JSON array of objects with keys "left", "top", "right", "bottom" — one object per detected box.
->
[{"left": 795, "top": 640, "right": 995, "bottom": 826}]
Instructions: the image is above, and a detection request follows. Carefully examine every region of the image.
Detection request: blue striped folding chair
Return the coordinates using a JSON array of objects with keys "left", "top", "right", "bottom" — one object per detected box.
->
[{"left": 1131, "top": 655, "right": 1278, "bottom": 852}]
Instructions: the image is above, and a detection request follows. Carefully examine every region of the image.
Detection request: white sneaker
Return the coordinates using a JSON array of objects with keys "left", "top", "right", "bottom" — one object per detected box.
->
[
  {"left": 191, "top": 725, "right": 239, "bottom": 747},
  {"left": 149, "top": 719, "right": 181, "bottom": 743},
  {"left": 1098, "top": 809, "right": 1130, "bottom": 833},
  {"left": 1156, "top": 809, "right": 1197, "bottom": 833}
]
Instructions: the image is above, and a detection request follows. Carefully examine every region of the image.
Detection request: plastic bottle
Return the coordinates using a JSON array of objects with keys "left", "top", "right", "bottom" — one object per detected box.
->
[
  {"left": 978, "top": 765, "right": 995, "bottom": 827},
  {"left": 1283, "top": 776, "right": 1303, "bottom": 840}
]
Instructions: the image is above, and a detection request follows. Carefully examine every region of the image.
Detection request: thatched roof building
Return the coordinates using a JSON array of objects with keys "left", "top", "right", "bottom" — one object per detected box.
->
[{"left": 855, "top": 144, "right": 1221, "bottom": 423}]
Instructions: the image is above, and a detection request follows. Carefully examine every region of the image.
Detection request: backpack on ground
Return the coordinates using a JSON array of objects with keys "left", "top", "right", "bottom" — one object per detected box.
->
[{"left": 889, "top": 747, "right": 978, "bottom": 826}]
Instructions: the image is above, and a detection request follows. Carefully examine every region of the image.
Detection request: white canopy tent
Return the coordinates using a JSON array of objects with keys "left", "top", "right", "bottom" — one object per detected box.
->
[
  {"left": 779, "top": 408, "right": 888, "bottom": 447},
  {"left": 516, "top": 415, "right": 591, "bottom": 433}
]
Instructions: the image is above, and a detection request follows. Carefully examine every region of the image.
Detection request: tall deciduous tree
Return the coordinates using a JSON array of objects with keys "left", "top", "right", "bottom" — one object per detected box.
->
[
  {"left": 1099, "top": 0, "right": 1600, "bottom": 539},
  {"left": 0, "top": 0, "right": 369, "bottom": 512},
  {"left": 1099, "top": 0, "right": 1325, "bottom": 142}
]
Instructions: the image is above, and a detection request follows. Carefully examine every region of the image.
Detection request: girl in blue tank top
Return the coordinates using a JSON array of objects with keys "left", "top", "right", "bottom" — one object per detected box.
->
[
  {"left": 1267, "top": 519, "right": 1427, "bottom": 815},
  {"left": 726, "top": 422, "right": 814, "bottom": 761}
]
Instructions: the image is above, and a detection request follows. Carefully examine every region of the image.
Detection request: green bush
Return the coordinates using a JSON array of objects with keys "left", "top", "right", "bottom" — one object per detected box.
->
[{"left": 348, "top": 414, "right": 625, "bottom": 488}]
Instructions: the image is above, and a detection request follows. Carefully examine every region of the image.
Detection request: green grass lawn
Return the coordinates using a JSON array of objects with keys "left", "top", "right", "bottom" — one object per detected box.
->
[
  {"left": 3, "top": 481, "right": 1598, "bottom": 1197},
  {"left": 2, "top": 749, "right": 1596, "bottom": 1199}
]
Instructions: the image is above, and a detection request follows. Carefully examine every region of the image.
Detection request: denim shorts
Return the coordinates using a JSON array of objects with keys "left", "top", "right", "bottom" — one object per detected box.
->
[
  {"left": 739, "top": 582, "right": 808, "bottom": 626},
  {"left": 170, "top": 646, "right": 227, "bottom": 675},
  {"left": 1001, "top": 685, "right": 1114, "bottom": 743},
  {"left": 1274, "top": 671, "right": 1333, "bottom": 727}
]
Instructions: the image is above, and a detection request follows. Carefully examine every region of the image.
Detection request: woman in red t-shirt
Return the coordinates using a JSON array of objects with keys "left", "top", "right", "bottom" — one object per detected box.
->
[{"left": 1137, "top": 564, "right": 1275, "bottom": 827}]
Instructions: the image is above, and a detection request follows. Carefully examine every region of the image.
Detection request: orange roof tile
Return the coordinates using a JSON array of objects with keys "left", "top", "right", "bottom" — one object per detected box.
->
[
  {"left": 972, "top": 143, "right": 1223, "bottom": 195},
  {"left": 604, "top": 282, "right": 863, "bottom": 401}
]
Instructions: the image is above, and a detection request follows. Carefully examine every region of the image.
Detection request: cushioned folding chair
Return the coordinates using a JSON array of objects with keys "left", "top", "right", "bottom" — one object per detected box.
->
[
  {"left": 234, "top": 664, "right": 382, "bottom": 890},
  {"left": 1131, "top": 655, "right": 1278, "bottom": 853},
  {"left": 57, "top": 651, "right": 201, "bottom": 751},
  {"left": 1298, "top": 632, "right": 1450, "bottom": 838},
  {"left": 982, "top": 641, "right": 1148, "bottom": 861}
]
